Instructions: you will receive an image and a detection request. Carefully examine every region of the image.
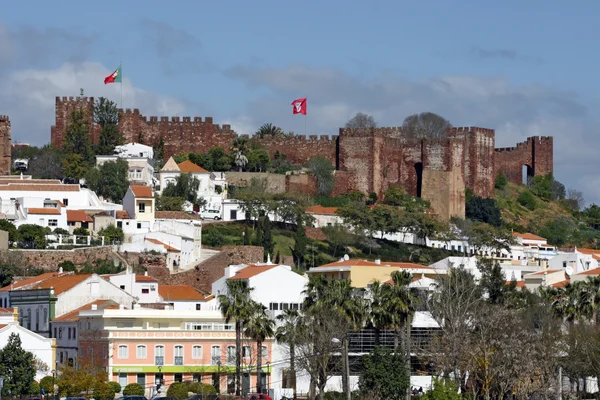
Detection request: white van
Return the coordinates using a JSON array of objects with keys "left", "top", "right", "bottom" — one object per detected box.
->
[{"left": 200, "top": 209, "right": 222, "bottom": 220}]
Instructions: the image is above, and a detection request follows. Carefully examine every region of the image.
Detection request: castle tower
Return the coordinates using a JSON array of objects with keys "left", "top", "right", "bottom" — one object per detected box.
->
[
  {"left": 0, "top": 115, "right": 11, "bottom": 175},
  {"left": 50, "top": 96, "right": 96, "bottom": 147}
]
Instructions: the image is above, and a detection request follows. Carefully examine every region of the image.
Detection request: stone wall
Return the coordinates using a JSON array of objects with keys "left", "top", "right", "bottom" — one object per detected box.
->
[
  {"left": 0, "top": 115, "right": 11, "bottom": 175},
  {"left": 495, "top": 136, "right": 554, "bottom": 184},
  {"left": 18, "top": 246, "right": 114, "bottom": 270},
  {"left": 225, "top": 172, "right": 286, "bottom": 193},
  {"left": 154, "top": 246, "right": 264, "bottom": 293}
]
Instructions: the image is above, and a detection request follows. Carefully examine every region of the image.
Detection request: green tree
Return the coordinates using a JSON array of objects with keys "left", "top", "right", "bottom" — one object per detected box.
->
[
  {"left": 402, "top": 112, "right": 452, "bottom": 139},
  {"left": 218, "top": 280, "right": 255, "bottom": 396},
  {"left": 293, "top": 214, "right": 308, "bottom": 268},
  {"left": 94, "top": 97, "right": 123, "bottom": 155},
  {"left": 108, "top": 381, "right": 121, "bottom": 394},
  {"left": 162, "top": 173, "right": 206, "bottom": 209},
  {"left": 85, "top": 159, "right": 129, "bottom": 203},
  {"left": 276, "top": 309, "right": 301, "bottom": 399},
  {"left": 0, "top": 333, "right": 35, "bottom": 395},
  {"left": 58, "top": 260, "right": 77, "bottom": 272},
  {"left": 18, "top": 224, "right": 49, "bottom": 249},
  {"left": 62, "top": 153, "right": 87, "bottom": 179},
  {"left": 93, "top": 381, "right": 116, "bottom": 400},
  {"left": 63, "top": 109, "right": 93, "bottom": 163},
  {"left": 166, "top": 382, "right": 189, "bottom": 400},
  {"left": 122, "top": 383, "right": 145, "bottom": 396},
  {"left": 39, "top": 376, "right": 54, "bottom": 394},
  {"left": 517, "top": 190, "right": 537, "bottom": 210},
  {"left": 0, "top": 219, "right": 21, "bottom": 244},
  {"left": 359, "top": 346, "right": 410, "bottom": 400},
  {"left": 306, "top": 156, "right": 335, "bottom": 196},
  {"left": 247, "top": 148, "right": 271, "bottom": 172},
  {"left": 98, "top": 225, "right": 125, "bottom": 244},
  {"left": 155, "top": 194, "right": 186, "bottom": 211},
  {"left": 244, "top": 302, "right": 275, "bottom": 395},
  {"left": 465, "top": 190, "right": 503, "bottom": 227},
  {"left": 345, "top": 112, "right": 377, "bottom": 129},
  {"left": 30, "top": 381, "right": 40, "bottom": 395},
  {"left": 254, "top": 212, "right": 274, "bottom": 259},
  {"left": 153, "top": 138, "right": 166, "bottom": 169},
  {"left": 421, "top": 378, "right": 462, "bottom": 400},
  {"left": 255, "top": 123, "right": 284, "bottom": 138},
  {"left": 73, "top": 227, "right": 89, "bottom": 236},
  {"left": 27, "top": 145, "right": 64, "bottom": 179},
  {"left": 495, "top": 171, "right": 508, "bottom": 189}
]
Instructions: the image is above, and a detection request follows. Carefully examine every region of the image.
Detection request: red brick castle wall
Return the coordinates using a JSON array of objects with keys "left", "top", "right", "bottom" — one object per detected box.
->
[
  {"left": 495, "top": 136, "right": 554, "bottom": 184},
  {"left": 0, "top": 115, "right": 11, "bottom": 175}
]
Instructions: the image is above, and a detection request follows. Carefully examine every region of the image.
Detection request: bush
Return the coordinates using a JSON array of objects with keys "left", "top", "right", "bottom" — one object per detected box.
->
[
  {"left": 30, "top": 381, "right": 40, "bottom": 395},
  {"left": 108, "top": 381, "right": 122, "bottom": 394},
  {"left": 123, "top": 383, "right": 145, "bottom": 396},
  {"left": 58, "top": 260, "right": 77, "bottom": 272},
  {"left": 93, "top": 382, "right": 116, "bottom": 400},
  {"left": 422, "top": 378, "right": 462, "bottom": 400},
  {"left": 40, "top": 376, "right": 54, "bottom": 394},
  {"left": 495, "top": 171, "right": 507, "bottom": 189},
  {"left": 517, "top": 190, "right": 537, "bottom": 210},
  {"left": 166, "top": 382, "right": 189, "bottom": 400},
  {"left": 186, "top": 382, "right": 217, "bottom": 395}
]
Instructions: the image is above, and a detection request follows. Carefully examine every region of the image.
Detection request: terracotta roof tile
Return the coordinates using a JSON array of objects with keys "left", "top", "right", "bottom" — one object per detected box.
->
[
  {"left": 316, "top": 259, "right": 431, "bottom": 269},
  {"left": 158, "top": 285, "right": 207, "bottom": 301},
  {"left": 0, "top": 272, "right": 63, "bottom": 292},
  {"left": 0, "top": 179, "right": 61, "bottom": 185},
  {"left": 31, "top": 274, "right": 92, "bottom": 295},
  {"left": 228, "top": 265, "right": 278, "bottom": 280},
  {"left": 514, "top": 232, "right": 546, "bottom": 241},
  {"left": 130, "top": 185, "right": 153, "bottom": 198},
  {"left": 529, "top": 269, "right": 561, "bottom": 276},
  {"left": 67, "top": 210, "right": 93, "bottom": 223},
  {"left": 27, "top": 208, "right": 61, "bottom": 215},
  {"left": 0, "top": 308, "right": 13, "bottom": 314},
  {"left": 505, "top": 280, "right": 526, "bottom": 288},
  {"left": 54, "top": 200, "right": 66, "bottom": 207},
  {"left": 146, "top": 238, "right": 180, "bottom": 252},
  {"left": 552, "top": 279, "right": 570, "bottom": 288},
  {"left": 136, "top": 275, "right": 158, "bottom": 282},
  {"left": 576, "top": 268, "right": 600, "bottom": 275},
  {"left": 116, "top": 210, "right": 130, "bottom": 219},
  {"left": 53, "top": 300, "right": 116, "bottom": 322},
  {"left": 0, "top": 184, "right": 80, "bottom": 192},
  {"left": 155, "top": 211, "right": 201, "bottom": 220},
  {"left": 0, "top": 324, "right": 7, "bottom": 329},
  {"left": 177, "top": 160, "right": 208, "bottom": 173},
  {"left": 305, "top": 205, "right": 338, "bottom": 215}
]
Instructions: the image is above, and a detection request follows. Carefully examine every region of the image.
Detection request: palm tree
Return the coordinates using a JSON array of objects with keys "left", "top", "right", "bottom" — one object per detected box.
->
[
  {"left": 231, "top": 137, "right": 249, "bottom": 172},
  {"left": 244, "top": 302, "right": 275, "bottom": 395},
  {"left": 255, "top": 123, "right": 284, "bottom": 138},
  {"left": 276, "top": 309, "right": 301, "bottom": 399},
  {"left": 387, "top": 270, "right": 417, "bottom": 351},
  {"left": 367, "top": 280, "right": 392, "bottom": 346},
  {"left": 218, "top": 280, "right": 254, "bottom": 396}
]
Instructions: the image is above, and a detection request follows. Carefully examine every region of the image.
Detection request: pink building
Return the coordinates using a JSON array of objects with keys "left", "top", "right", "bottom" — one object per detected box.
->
[{"left": 78, "top": 306, "right": 273, "bottom": 397}]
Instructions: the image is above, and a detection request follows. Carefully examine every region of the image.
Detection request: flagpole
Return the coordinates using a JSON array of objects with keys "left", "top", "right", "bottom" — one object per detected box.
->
[
  {"left": 120, "top": 61, "right": 123, "bottom": 108},
  {"left": 305, "top": 97, "right": 307, "bottom": 135}
]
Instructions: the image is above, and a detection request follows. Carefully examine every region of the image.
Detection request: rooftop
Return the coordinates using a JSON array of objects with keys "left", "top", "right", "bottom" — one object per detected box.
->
[
  {"left": 0, "top": 272, "right": 65, "bottom": 292},
  {"left": 136, "top": 275, "right": 158, "bottom": 283},
  {"left": 146, "top": 238, "right": 180, "bottom": 252},
  {"left": 66, "top": 210, "right": 93, "bottom": 223},
  {"left": 27, "top": 207, "right": 61, "bottom": 215},
  {"left": 160, "top": 157, "right": 180, "bottom": 172},
  {"left": 30, "top": 274, "right": 92, "bottom": 295},
  {"left": 227, "top": 265, "right": 279, "bottom": 280},
  {"left": 178, "top": 160, "right": 208, "bottom": 173},
  {"left": 130, "top": 185, "right": 153, "bottom": 198},
  {"left": 0, "top": 184, "right": 80, "bottom": 192},
  {"left": 53, "top": 300, "right": 117, "bottom": 322},
  {"left": 305, "top": 205, "right": 338, "bottom": 215},
  {"left": 314, "top": 258, "right": 431, "bottom": 270},
  {"left": 514, "top": 232, "right": 546, "bottom": 241},
  {"left": 116, "top": 210, "right": 131, "bottom": 219},
  {"left": 158, "top": 285, "right": 207, "bottom": 301}
]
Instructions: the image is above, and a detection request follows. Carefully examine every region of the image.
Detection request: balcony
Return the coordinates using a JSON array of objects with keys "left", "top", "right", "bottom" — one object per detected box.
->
[
  {"left": 174, "top": 356, "right": 183, "bottom": 365},
  {"left": 155, "top": 356, "right": 164, "bottom": 365}
]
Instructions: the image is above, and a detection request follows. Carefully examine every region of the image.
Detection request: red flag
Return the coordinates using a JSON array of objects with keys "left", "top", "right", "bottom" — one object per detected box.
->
[{"left": 291, "top": 98, "right": 307, "bottom": 115}]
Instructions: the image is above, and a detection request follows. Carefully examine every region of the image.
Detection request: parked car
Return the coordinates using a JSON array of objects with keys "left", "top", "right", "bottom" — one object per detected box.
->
[
  {"left": 116, "top": 396, "right": 148, "bottom": 400},
  {"left": 200, "top": 209, "right": 222, "bottom": 220}
]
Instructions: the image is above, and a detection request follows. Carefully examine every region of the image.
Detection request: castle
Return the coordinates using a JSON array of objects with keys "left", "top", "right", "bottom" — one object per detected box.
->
[
  {"left": 0, "top": 116, "right": 11, "bottom": 175},
  {"left": 50, "top": 96, "right": 553, "bottom": 219}
]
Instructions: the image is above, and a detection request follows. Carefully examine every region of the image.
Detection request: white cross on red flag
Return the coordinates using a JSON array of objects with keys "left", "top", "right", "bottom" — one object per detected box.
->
[{"left": 291, "top": 98, "right": 307, "bottom": 115}]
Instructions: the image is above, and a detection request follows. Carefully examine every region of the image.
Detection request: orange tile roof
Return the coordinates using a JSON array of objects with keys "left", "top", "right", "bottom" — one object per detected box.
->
[
  {"left": 504, "top": 280, "right": 526, "bottom": 288},
  {"left": 66, "top": 210, "right": 93, "bottom": 223},
  {"left": 54, "top": 200, "right": 66, "bottom": 207},
  {"left": 155, "top": 211, "right": 201, "bottom": 220},
  {"left": 0, "top": 184, "right": 80, "bottom": 192},
  {"left": 130, "top": 185, "right": 153, "bottom": 198},
  {"left": 136, "top": 275, "right": 158, "bottom": 282},
  {"left": 306, "top": 205, "right": 338, "bottom": 215},
  {"left": 552, "top": 280, "right": 570, "bottom": 288},
  {"left": 158, "top": 285, "right": 207, "bottom": 301},
  {"left": 32, "top": 274, "right": 92, "bottom": 295},
  {"left": 53, "top": 300, "right": 116, "bottom": 322},
  {"left": 116, "top": 210, "right": 130, "bottom": 219},
  {"left": 529, "top": 269, "right": 561, "bottom": 276},
  {"left": 574, "top": 248, "right": 600, "bottom": 261},
  {"left": 146, "top": 238, "right": 180, "bottom": 252},
  {"left": 316, "top": 259, "right": 431, "bottom": 269},
  {"left": 177, "top": 160, "right": 208, "bottom": 173},
  {"left": 27, "top": 207, "right": 61, "bottom": 215},
  {"left": 0, "top": 272, "right": 62, "bottom": 292},
  {"left": 514, "top": 232, "right": 546, "bottom": 241},
  {"left": 228, "top": 265, "right": 278, "bottom": 280},
  {"left": 576, "top": 268, "right": 600, "bottom": 275},
  {"left": 0, "top": 324, "right": 7, "bottom": 329},
  {"left": 0, "top": 179, "right": 61, "bottom": 184},
  {"left": 0, "top": 308, "right": 13, "bottom": 314}
]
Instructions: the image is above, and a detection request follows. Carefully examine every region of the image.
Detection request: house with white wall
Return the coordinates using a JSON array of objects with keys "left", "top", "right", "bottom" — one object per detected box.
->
[
  {"left": 66, "top": 209, "right": 93, "bottom": 233},
  {"left": 97, "top": 143, "right": 156, "bottom": 188},
  {"left": 108, "top": 272, "right": 161, "bottom": 304},
  {"left": 122, "top": 185, "right": 155, "bottom": 234},
  {"left": 158, "top": 285, "right": 213, "bottom": 311},
  {"left": 305, "top": 205, "right": 342, "bottom": 228},
  {"left": 18, "top": 206, "right": 68, "bottom": 230}
]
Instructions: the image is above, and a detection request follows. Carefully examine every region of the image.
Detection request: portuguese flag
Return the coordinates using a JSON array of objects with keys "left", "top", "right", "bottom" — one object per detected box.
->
[{"left": 104, "top": 65, "right": 122, "bottom": 84}]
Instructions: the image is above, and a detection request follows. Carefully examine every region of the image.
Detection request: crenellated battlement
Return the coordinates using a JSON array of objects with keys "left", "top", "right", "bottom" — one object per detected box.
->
[
  {"left": 495, "top": 136, "right": 554, "bottom": 153},
  {"left": 0, "top": 115, "right": 9, "bottom": 123}
]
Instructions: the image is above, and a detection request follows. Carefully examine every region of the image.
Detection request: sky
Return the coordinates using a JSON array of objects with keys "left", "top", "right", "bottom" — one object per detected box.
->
[{"left": 1, "top": 1, "right": 599, "bottom": 203}]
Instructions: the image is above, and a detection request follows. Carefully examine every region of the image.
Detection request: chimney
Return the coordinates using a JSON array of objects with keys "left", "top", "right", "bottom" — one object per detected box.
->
[
  {"left": 58, "top": 267, "right": 63, "bottom": 273},
  {"left": 144, "top": 271, "right": 148, "bottom": 276},
  {"left": 119, "top": 304, "right": 125, "bottom": 310},
  {"left": 375, "top": 259, "right": 381, "bottom": 265},
  {"left": 91, "top": 304, "right": 98, "bottom": 311}
]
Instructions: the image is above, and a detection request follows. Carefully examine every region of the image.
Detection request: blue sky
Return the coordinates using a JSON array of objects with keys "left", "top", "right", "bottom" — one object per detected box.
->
[{"left": 1, "top": 1, "right": 599, "bottom": 202}]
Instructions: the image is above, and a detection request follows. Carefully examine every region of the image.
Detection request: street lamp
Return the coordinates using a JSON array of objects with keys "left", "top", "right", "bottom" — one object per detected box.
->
[{"left": 332, "top": 337, "right": 351, "bottom": 400}]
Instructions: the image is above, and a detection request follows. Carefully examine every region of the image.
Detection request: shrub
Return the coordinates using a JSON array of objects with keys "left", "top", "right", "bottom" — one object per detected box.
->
[
  {"left": 186, "top": 382, "right": 217, "bottom": 395},
  {"left": 58, "top": 260, "right": 77, "bottom": 272},
  {"left": 422, "top": 378, "right": 462, "bottom": 400},
  {"left": 30, "top": 381, "right": 40, "bottom": 395},
  {"left": 517, "top": 190, "right": 537, "bottom": 210},
  {"left": 108, "top": 381, "right": 122, "bottom": 394},
  {"left": 166, "top": 382, "right": 189, "bottom": 400},
  {"left": 93, "top": 382, "right": 116, "bottom": 400},
  {"left": 123, "top": 383, "right": 145, "bottom": 396},
  {"left": 39, "top": 376, "right": 54, "bottom": 394},
  {"left": 494, "top": 171, "right": 507, "bottom": 189}
]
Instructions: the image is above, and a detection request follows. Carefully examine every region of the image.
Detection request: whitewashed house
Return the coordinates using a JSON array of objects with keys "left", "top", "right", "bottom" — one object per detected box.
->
[
  {"left": 121, "top": 185, "right": 155, "bottom": 234},
  {"left": 108, "top": 271, "right": 161, "bottom": 304},
  {"left": 158, "top": 285, "right": 213, "bottom": 311},
  {"left": 96, "top": 143, "right": 156, "bottom": 187}
]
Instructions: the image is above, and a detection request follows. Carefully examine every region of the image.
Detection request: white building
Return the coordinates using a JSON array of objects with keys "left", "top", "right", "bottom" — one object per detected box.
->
[
  {"left": 121, "top": 185, "right": 155, "bottom": 234},
  {"left": 158, "top": 285, "right": 213, "bottom": 311},
  {"left": 305, "top": 205, "right": 342, "bottom": 228},
  {"left": 108, "top": 272, "right": 160, "bottom": 304},
  {"left": 19, "top": 204, "right": 67, "bottom": 230},
  {"left": 97, "top": 143, "right": 156, "bottom": 187}
]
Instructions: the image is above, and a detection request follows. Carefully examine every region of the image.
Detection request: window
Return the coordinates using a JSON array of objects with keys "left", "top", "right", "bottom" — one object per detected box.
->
[
  {"left": 261, "top": 346, "right": 268, "bottom": 358},
  {"left": 136, "top": 345, "right": 147, "bottom": 359},
  {"left": 211, "top": 345, "right": 221, "bottom": 365},
  {"left": 269, "top": 303, "right": 279, "bottom": 311},
  {"left": 103, "top": 345, "right": 107, "bottom": 359},
  {"left": 27, "top": 309, "right": 31, "bottom": 329},
  {"left": 118, "top": 373, "right": 127, "bottom": 388},
  {"left": 62, "top": 198, "right": 69, "bottom": 206},
  {"left": 117, "top": 221, "right": 122, "bottom": 228},
  {"left": 196, "top": 304, "right": 201, "bottom": 311},
  {"left": 192, "top": 373, "right": 202, "bottom": 382},
  {"left": 67, "top": 327, "right": 71, "bottom": 340},
  {"left": 68, "top": 221, "right": 75, "bottom": 226},
  {"left": 227, "top": 345, "right": 235, "bottom": 364},
  {"left": 118, "top": 345, "right": 128, "bottom": 359},
  {"left": 73, "top": 327, "right": 77, "bottom": 339},
  {"left": 54, "top": 327, "right": 57, "bottom": 338},
  {"left": 120, "top": 285, "right": 126, "bottom": 290},
  {"left": 174, "top": 373, "right": 183, "bottom": 383},
  {"left": 137, "top": 223, "right": 142, "bottom": 229},
  {"left": 137, "top": 373, "right": 145, "bottom": 387},
  {"left": 43, "top": 309, "right": 47, "bottom": 329},
  {"left": 138, "top": 203, "right": 145, "bottom": 213},
  {"left": 141, "top": 285, "right": 150, "bottom": 294},
  {"left": 174, "top": 345, "right": 184, "bottom": 365},
  {"left": 35, "top": 309, "right": 39, "bottom": 331},
  {"left": 60, "top": 352, "right": 64, "bottom": 363},
  {"left": 155, "top": 345, "right": 165, "bottom": 356},
  {"left": 48, "top": 219, "right": 58, "bottom": 227},
  {"left": 192, "top": 345, "right": 202, "bottom": 359},
  {"left": 242, "top": 345, "right": 251, "bottom": 359},
  {"left": 58, "top": 327, "right": 63, "bottom": 339}
]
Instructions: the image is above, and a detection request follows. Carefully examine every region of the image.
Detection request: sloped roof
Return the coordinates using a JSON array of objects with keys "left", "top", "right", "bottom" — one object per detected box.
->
[
  {"left": 0, "top": 184, "right": 80, "bottom": 192},
  {"left": 27, "top": 208, "right": 60, "bottom": 215},
  {"left": 315, "top": 259, "right": 431, "bottom": 270},
  {"left": 228, "top": 265, "right": 278, "bottom": 280},
  {"left": 67, "top": 210, "right": 93, "bottom": 223},
  {"left": 31, "top": 274, "right": 92, "bottom": 295},
  {"left": 146, "top": 238, "right": 180, "bottom": 252},
  {"left": 576, "top": 268, "right": 600, "bottom": 275},
  {"left": 574, "top": 248, "right": 600, "bottom": 261},
  {"left": 155, "top": 211, "right": 201, "bottom": 220},
  {"left": 158, "top": 285, "right": 207, "bottom": 301},
  {"left": 0, "top": 308, "right": 13, "bottom": 314},
  {"left": 305, "top": 205, "right": 338, "bottom": 215},
  {"left": 160, "top": 157, "right": 180, "bottom": 172},
  {"left": 0, "top": 272, "right": 63, "bottom": 292},
  {"left": 505, "top": 280, "right": 526, "bottom": 288},
  {"left": 116, "top": 210, "right": 130, "bottom": 219},
  {"left": 178, "top": 160, "right": 209, "bottom": 173},
  {"left": 130, "top": 185, "right": 153, "bottom": 198},
  {"left": 514, "top": 232, "right": 546, "bottom": 241},
  {"left": 53, "top": 300, "right": 117, "bottom": 322},
  {"left": 136, "top": 275, "right": 158, "bottom": 282}
]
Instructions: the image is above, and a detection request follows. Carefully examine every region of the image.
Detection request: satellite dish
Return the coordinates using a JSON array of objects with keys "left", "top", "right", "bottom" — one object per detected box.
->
[
  {"left": 343, "top": 254, "right": 350, "bottom": 261},
  {"left": 565, "top": 266, "right": 574, "bottom": 276}
]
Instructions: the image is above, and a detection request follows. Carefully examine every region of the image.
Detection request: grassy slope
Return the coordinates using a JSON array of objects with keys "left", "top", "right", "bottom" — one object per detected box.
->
[{"left": 494, "top": 182, "right": 571, "bottom": 232}]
